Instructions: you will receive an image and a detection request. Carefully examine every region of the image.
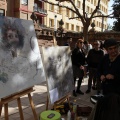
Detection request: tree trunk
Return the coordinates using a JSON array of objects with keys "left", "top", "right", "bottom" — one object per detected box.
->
[{"left": 83, "top": 25, "right": 89, "bottom": 42}]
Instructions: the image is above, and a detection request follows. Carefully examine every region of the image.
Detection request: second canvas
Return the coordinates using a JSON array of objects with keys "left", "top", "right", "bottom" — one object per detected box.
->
[{"left": 42, "top": 46, "right": 74, "bottom": 104}]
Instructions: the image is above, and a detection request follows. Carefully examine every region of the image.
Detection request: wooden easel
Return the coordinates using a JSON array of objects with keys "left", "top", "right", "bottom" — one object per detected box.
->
[
  {"left": 0, "top": 87, "right": 37, "bottom": 120},
  {"left": 46, "top": 93, "right": 71, "bottom": 111}
]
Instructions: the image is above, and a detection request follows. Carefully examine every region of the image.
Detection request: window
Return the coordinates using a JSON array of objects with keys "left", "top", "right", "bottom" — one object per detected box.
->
[
  {"left": 81, "top": 27, "right": 83, "bottom": 32},
  {"left": 71, "top": 11, "right": 74, "bottom": 18},
  {"left": 34, "top": 3, "right": 38, "bottom": 11},
  {"left": 77, "top": 0, "right": 81, "bottom": 8},
  {"left": 66, "top": 9, "right": 70, "bottom": 17},
  {"left": 71, "top": 24, "right": 74, "bottom": 31},
  {"left": 57, "top": 7, "right": 62, "bottom": 14},
  {"left": 66, "top": 23, "right": 69, "bottom": 30},
  {"left": 76, "top": 26, "right": 80, "bottom": 32},
  {"left": 87, "top": 6, "right": 90, "bottom": 13},
  {"left": 49, "top": 4, "right": 54, "bottom": 11},
  {"left": 91, "top": 0, "right": 93, "bottom": 4},
  {"left": 49, "top": 19, "right": 54, "bottom": 27},
  {"left": 21, "top": 0, "right": 28, "bottom": 5},
  {"left": 94, "top": 0, "right": 96, "bottom": 6},
  {"left": 0, "top": 9, "right": 5, "bottom": 16}
]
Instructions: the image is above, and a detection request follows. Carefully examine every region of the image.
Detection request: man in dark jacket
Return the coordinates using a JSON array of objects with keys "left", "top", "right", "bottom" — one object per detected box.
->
[
  {"left": 86, "top": 40, "right": 104, "bottom": 94},
  {"left": 98, "top": 38, "right": 120, "bottom": 95}
]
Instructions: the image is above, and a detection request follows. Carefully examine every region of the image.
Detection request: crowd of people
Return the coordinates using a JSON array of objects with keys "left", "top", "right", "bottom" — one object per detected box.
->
[
  {"left": 64, "top": 37, "right": 120, "bottom": 119},
  {"left": 64, "top": 37, "right": 120, "bottom": 97}
]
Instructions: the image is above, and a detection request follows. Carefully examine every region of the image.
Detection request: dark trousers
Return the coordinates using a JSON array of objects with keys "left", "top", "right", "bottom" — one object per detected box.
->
[
  {"left": 74, "top": 77, "right": 83, "bottom": 91},
  {"left": 88, "top": 68, "right": 97, "bottom": 90}
]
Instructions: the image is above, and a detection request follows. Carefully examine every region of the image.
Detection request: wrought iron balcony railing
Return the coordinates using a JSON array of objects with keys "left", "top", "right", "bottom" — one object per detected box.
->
[{"left": 34, "top": 7, "right": 47, "bottom": 15}]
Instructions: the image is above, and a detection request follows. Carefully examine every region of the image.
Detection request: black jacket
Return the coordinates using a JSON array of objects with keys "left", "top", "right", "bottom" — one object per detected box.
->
[
  {"left": 71, "top": 47, "right": 86, "bottom": 67},
  {"left": 87, "top": 49, "right": 104, "bottom": 68},
  {"left": 98, "top": 54, "right": 120, "bottom": 83}
]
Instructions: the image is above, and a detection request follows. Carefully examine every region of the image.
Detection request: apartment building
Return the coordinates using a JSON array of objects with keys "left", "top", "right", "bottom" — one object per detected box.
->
[
  {"left": 0, "top": 0, "right": 109, "bottom": 32},
  {"left": 0, "top": 0, "right": 47, "bottom": 26},
  {"left": 0, "top": 0, "right": 6, "bottom": 16},
  {"left": 44, "top": 0, "right": 109, "bottom": 32}
]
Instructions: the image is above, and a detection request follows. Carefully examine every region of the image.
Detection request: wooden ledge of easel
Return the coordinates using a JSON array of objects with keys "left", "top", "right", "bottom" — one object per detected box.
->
[
  {"left": 1, "top": 87, "right": 34, "bottom": 104},
  {"left": 46, "top": 93, "right": 71, "bottom": 110},
  {"left": 54, "top": 93, "right": 71, "bottom": 111},
  {"left": 54, "top": 94, "right": 71, "bottom": 105}
]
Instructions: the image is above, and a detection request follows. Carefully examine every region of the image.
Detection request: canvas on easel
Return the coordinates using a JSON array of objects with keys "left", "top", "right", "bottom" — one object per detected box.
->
[
  {"left": 0, "top": 16, "right": 46, "bottom": 99},
  {"left": 42, "top": 46, "right": 74, "bottom": 104}
]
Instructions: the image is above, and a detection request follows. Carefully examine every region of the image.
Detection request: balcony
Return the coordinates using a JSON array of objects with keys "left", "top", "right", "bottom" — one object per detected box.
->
[
  {"left": 34, "top": 6, "right": 47, "bottom": 15},
  {"left": 39, "top": 24, "right": 47, "bottom": 28}
]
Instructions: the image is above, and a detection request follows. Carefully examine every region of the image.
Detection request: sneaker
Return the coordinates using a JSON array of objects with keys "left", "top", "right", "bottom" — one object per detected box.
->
[
  {"left": 76, "top": 90, "right": 84, "bottom": 95},
  {"left": 86, "top": 89, "right": 91, "bottom": 94},
  {"left": 73, "top": 91, "right": 77, "bottom": 97},
  {"left": 90, "top": 94, "right": 104, "bottom": 104}
]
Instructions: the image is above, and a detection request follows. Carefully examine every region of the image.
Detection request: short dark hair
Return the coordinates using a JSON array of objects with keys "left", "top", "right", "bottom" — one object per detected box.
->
[
  {"left": 67, "top": 37, "right": 71, "bottom": 40},
  {"left": 84, "top": 40, "right": 89, "bottom": 44}
]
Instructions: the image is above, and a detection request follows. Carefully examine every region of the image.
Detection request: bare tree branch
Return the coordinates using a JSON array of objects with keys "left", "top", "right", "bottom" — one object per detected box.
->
[
  {"left": 83, "top": 0, "right": 86, "bottom": 19},
  {"left": 90, "top": 0, "right": 100, "bottom": 20},
  {"left": 43, "top": 0, "right": 113, "bottom": 41},
  {"left": 43, "top": 0, "right": 77, "bottom": 13}
]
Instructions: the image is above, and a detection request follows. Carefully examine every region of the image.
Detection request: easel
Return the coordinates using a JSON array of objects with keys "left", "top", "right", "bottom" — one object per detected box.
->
[
  {"left": 46, "top": 93, "right": 71, "bottom": 111},
  {"left": 0, "top": 87, "right": 38, "bottom": 120}
]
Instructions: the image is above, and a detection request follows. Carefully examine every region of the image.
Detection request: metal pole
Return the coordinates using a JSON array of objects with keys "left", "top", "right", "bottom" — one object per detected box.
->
[
  {"left": 101, "top": 16, "right": 104, "bottom": 32},
  {"left": 54, "top": 15, "right": 57, "bottom": 45},
  {"left": 54, "top": 15, "right": 57, "bottom": 31}
]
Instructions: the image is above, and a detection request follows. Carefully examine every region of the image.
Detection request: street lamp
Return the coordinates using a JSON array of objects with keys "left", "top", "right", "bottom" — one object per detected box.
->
[
  {"left": 57, "top": 19, "right": 64, "bottom": 39},
  {"left": 54, "top": 15, "right": 57, "bottom": 37}
]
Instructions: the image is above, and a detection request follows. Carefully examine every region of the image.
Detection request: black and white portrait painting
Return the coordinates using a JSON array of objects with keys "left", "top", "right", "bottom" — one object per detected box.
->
[
  {"left": 42, "top": 46, "right": 74, "bottom": 104},
  {"left": 0, "top": 16, "right": 46, "bottom": 98}
]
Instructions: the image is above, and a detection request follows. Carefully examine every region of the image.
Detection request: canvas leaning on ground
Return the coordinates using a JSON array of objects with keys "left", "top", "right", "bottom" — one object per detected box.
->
[
  {"left": 42, "top": 46, "right": 74, "bottom": 104},
  {"left": 0, "top": 16, "right": 46, "bottom": 98}
]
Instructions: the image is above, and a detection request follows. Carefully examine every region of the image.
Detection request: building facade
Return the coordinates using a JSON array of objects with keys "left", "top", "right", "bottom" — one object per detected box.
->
[
  {"left": 44, "top": 0, "right": 109, "bottom": 32},
  {"left": 0, "top": 0, "right": 47, "bottom": 25},
  {"left": 0, "top": 0, "right": 7, "bottom": 16},
  {"left": 0, "top": 0, "right": 109, "bottom": 32}
]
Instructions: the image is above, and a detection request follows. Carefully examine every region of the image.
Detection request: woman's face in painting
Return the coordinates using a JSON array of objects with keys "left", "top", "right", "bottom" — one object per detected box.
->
[{"left": 7, "top": 30, "right": 19, "bottom": 47}]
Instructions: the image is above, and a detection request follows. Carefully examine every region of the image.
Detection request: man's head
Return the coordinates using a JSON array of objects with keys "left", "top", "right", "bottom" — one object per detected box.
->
[
  {"left": 84, "top": 41, "right": 89, "bottom": 46},
  {"left": 67, "top": 37, "right": 72, "bottom": 43},
  {"left": 104, "top": 38, "right": 119, "bottom": 58},
  {"left": 93, "top": 40, "right": 100, "bottom": 50},
  {"left": 76, "top": 39, "right": 84, "bottom": 48}
]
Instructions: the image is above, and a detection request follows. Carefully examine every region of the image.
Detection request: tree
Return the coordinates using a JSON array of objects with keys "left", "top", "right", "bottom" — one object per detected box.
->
[
  {"left": 43, "top": 0, "right": 110, "bottom": 41},
  {"left": 112, "top": 0, "right": 120, "bottom": 31}
]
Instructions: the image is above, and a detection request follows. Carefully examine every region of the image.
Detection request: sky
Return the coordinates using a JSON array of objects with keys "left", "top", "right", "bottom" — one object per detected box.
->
[{"left": 107, "top": 0, "right": 115, "bottom": 26}]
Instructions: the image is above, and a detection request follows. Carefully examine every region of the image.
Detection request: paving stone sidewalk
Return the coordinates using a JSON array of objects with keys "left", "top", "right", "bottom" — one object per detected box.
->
[{"left": 0, "top": 77, "right": 96, "bottom": 120}]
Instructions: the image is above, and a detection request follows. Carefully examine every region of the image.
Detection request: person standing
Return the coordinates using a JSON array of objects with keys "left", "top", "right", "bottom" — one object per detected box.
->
[
  {"left": 98, "top": 38, "right": 120, "bottom": 95},
  {"left": 71, "top": 39, "right": 86, "bottom": 97},
  {"left": 64, "top": 37, "right": 72, "bottom": 46},
  {"left": 83, "top": 40, "right": 92, "bottom": 57},
  {"left": 86, "top": 40, "right": 104, "bottom": 94}
]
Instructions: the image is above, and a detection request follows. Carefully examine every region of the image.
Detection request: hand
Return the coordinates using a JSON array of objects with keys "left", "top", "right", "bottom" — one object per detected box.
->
[
  {"left": 100, "top": 75, "right": 106, "bottom": 81},
  {"left": 106, "top": 74, "right": 114, "bottom": 80},
  {"left": 80, "top": 65, "right": 84, "bottom": 70}
]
